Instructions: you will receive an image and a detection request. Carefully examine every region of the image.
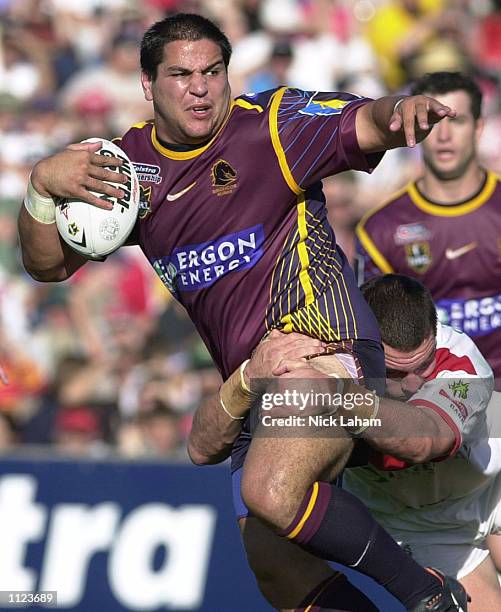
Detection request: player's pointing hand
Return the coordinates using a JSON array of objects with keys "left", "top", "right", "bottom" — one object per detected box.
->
[{"left": 389, "top": 95, "right": 456, "bottom": 148}]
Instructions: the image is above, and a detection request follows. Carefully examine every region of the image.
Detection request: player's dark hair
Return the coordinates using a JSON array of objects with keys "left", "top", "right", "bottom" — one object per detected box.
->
[
  {"left": 141, "top": 13, "right": 232, "bottom": 80},
  {"left": 411, "top": 71, "right": 482, "bottom": 120},
  {"left": 361, "top": 274, "right": 437, "bottom": 351}
]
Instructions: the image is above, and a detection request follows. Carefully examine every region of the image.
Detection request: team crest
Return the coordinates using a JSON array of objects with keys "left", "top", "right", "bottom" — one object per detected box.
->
[
  {"left": 211, "top": 159, "right": 237, "bottom": 196},
  {"left": 138, "top": 185, "right": 152, "bottom": 220},
  {"left": 299, "top": 97, "right": 353, "bottom": 117},
  {"left": 405, "top": 242, "right": 432, "bottom": 273}
]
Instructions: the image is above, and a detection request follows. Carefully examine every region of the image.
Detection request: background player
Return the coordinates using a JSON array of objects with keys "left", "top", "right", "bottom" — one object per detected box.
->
[
  {"left": 355, "top": 71, "right": 501, "bottom": 384},
  {"left": 17, "top": 13, "right": 464, "bottom": 612}
]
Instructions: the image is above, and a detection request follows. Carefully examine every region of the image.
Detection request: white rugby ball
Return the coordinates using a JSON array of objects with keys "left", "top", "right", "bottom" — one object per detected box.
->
[{"left": 55, "top": 138, "right": 140, "bottom": 260}]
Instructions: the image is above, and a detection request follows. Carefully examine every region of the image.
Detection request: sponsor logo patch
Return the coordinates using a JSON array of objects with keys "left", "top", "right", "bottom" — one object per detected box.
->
[
  {"left": 437, "top": 294, "right": 501, "bottom": 337},
  {"left": 439, "top": 388, "right": 468, "bottom": 422},
  {"left": 394, "top": 223, "right": 430, "bottom": 245},
  {"left": 151, "top": 225, "right": 265, "bottom": 297},
  {"left": 445, "top": 242, "right": 476, "bottom": 260},
  {"left": 166, "top": 182, "right": 197, "bottom": 202},
  {"left": 298, "top": 97, "right": 353, "bottom": 117},
  {"left": 132, "top": 163, "right": 162, "bottom": 184},
  {"left": 449, "top": 380, "right": 469, "bottom": 400}
]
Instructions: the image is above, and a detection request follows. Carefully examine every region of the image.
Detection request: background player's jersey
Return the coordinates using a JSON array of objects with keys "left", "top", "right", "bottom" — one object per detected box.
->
[
  {"left": 118, "top": 88, "right": 382, "bottom": 378},
  {"left": 355, "top": 171, "right": 501, "bottom": 379},
  {"left": 344, "top": 323, "right": 496, "bottom": 540}
]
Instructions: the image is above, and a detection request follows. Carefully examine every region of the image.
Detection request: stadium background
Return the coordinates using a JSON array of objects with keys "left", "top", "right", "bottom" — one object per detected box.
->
[{"left": 0, "top": 0, "right": 500, "bottom": 609}]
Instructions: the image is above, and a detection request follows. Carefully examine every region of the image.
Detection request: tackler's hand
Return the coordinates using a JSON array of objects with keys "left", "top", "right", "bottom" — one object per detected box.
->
[{"left": 244, "top": 330, "right": 326, "bottom": 385}]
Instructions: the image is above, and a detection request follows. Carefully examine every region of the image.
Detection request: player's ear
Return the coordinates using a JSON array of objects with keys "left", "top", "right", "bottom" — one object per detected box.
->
[{"left": 141, "top": 71, "right": 154, "bottom": 102}]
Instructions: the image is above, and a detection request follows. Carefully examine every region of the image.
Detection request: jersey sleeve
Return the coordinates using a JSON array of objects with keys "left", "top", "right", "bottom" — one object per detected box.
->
[
  {"left": 269, "top": 88, "right": 384, "bottom": 191},
  {"left": 409, "top": 374, "right": 493, "bottom": 457}
]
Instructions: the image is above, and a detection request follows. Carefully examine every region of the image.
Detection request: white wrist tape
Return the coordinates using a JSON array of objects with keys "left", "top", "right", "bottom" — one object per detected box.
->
[
  {"left": 219, "top": 397, "right": 245, "bottom": 420},
  {"left": 24, "top": 179, "right": 56, "bottom": 224}
]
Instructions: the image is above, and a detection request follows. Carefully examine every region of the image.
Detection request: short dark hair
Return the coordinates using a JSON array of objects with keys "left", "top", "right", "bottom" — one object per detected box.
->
[
  {"left": 361, "top": 274, "right": 437, "bottom": 351},
  {"left": 411, "top": 71, "right": 482, "bottom": 120},
  {"left": 140, "top": 13, "right": 232, "bottom": 80}
]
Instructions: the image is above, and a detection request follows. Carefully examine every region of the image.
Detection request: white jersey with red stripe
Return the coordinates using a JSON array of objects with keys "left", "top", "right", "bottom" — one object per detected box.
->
[{"left": 344, "top": 323, "right": 499, "bottom": 551}]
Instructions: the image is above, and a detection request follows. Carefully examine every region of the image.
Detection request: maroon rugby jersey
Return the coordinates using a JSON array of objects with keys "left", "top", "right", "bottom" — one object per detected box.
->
[
  {"left": 116, "top": 87, "right": 382, "bottom": 378},
  {"left": 355, "top": 171, "right": 501, "bottom": 378}
]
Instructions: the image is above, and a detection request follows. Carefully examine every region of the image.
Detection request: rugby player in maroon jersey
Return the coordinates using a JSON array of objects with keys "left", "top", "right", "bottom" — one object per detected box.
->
[
  {"left": 356, "top": 72, "right": 501, "bottom": 384},
  {"left": 18, "top": 13, "right": 466, "bottom": 612}
]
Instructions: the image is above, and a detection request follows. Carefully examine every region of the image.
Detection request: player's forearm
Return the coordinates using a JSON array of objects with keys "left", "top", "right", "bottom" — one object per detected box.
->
[
  {"left": 18, "top": 204, "right": 86, "bottom": 282},
  {"left": 187, "top": 393, "right": 244, "bottom": 465},
  {"left": 338, "top": 383, "right": 455, "bottom": 463},
  {"left": 356, "top": 96, "right": 407, "bottom": 152}
]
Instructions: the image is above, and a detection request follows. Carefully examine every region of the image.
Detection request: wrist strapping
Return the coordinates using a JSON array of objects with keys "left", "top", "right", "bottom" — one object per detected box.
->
[
  {"left": 219, "top": 359, "right": 256, "bottom": 420},
  {"left": 24, "top": 178, "right": 56, "bottom": 224}
]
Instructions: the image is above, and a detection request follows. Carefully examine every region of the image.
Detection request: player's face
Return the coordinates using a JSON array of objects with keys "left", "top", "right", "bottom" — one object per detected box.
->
[
  {"left": 141, "top": 38, "right": 231, "bottom": 145},
  {"left": 383, "top": 334, "right": 437, "bottom": 399},
  {"left": 420, "top": 90, "right": 483, "bottom": 181}
]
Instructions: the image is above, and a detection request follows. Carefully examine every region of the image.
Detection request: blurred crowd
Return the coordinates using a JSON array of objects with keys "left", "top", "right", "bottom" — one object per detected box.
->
[{"left": 2, "top": 0, "right": 501, "bottom": 459}]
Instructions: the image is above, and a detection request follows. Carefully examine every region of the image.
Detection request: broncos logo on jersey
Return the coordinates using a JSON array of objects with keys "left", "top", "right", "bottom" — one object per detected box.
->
[
  {"left": 211, "top": 159, "right": 238, "bottom": 196},
  {"left": 212, "top": 159, "right": 237, "bottom": 186}
]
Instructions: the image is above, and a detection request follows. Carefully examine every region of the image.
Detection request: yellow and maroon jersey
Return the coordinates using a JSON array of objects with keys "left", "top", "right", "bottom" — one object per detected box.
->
[
  {"left": 117, "top": 87, "right": 382, "bottom": 378},
  {"left": 355, "top": 171, "right": 501, "bottom": 378}
]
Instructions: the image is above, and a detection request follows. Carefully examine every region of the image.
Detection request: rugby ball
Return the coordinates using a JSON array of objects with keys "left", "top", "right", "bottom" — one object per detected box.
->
[{"left": 55, "top": 138, "right": 140, "bottom": 260}]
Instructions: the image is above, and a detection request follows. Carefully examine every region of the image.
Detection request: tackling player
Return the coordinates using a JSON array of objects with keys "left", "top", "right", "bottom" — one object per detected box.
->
[
  {"left": 345, "top": 274, "right": 501, "bottom": 612},
  {"left": 17, "top": 13, "right": 465, "bottom": 612},
  {"left": 355, "top": 72, "right": 501, "bottom": 383},
  {"left": 193, "top": 275, "right": 498, "bottom": 611}
]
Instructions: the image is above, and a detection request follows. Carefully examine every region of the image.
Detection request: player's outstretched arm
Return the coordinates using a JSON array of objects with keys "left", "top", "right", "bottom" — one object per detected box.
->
[
  {"left": 18, "top": 141, "right": 127, "bottom": 282},
  {"left": 188, "top": 331, "right": 326, "bottom": 465},
  {"left": 356, "top": 94, "right": 456, "bottom": 152}
]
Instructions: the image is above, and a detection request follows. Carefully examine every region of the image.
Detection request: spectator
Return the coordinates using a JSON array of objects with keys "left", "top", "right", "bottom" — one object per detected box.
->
[{"left": 61, "top": 32, "right": 152, "bottom": 133}]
